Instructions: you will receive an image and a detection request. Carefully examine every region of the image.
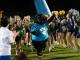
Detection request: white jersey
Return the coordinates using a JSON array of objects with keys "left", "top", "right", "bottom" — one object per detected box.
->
[{"left": 0, "top": 27, "right": 14, "bottom": 56}]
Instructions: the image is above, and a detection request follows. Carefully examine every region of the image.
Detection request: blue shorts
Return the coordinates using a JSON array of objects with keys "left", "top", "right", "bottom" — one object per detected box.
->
[
  {"left": 0, "top": 55, "right": 11, "bottom": 60},
  {"left": 57, "top": 28, "right": 62, "bottom": 32},
  {"left": 77, "top": 32, "right": 80, "bottom": 38},
  {"left": 73, "top": 29, "right": 77, "bottom": 36}
]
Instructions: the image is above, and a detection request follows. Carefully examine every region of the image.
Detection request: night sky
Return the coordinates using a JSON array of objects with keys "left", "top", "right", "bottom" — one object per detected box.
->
[{"left": 0, "top": 0, "right": 79, "bottom": 16}]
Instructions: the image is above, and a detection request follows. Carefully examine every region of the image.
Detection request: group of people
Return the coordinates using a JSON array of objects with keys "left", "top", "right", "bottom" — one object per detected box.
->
[{"left": 0, "top": 8, "right": 80, "bottom": 60}]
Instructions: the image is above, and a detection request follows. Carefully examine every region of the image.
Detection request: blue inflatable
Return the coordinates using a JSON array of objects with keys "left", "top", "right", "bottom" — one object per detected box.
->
[{"left": 34, "top": 0, "right": 52, "bottom": 16}]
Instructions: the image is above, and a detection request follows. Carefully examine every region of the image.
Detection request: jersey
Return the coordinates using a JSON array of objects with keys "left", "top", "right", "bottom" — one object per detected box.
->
[{"left": 30, "top": 22, "right": 48, "bottom": 41}]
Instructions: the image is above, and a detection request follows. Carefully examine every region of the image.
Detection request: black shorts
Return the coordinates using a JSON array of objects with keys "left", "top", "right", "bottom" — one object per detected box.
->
[
  {"left": 32, "top": 40, "right": 48, "bottom": 50},
  {"left": 26, "top": 28, "right": 29, "bottom": 32},
  {"left": 15, "top": 36, "right": 22, "bottom": 44}
]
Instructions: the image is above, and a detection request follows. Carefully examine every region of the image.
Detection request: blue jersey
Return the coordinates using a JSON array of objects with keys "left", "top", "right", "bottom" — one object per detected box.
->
[{"left": 30, "top": 22, "right": 48, "bottom": 41}]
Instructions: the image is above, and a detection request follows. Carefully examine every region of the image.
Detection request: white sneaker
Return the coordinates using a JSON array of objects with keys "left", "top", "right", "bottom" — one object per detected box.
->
[
  {"left": 38, "top": 56, "right": 42, "bottom": 60},
  {"left": 49, "top": 45, "right": 52, "bottom": 52},
  {"left": 29, "top": 42, "right": 31, "bottom": 45},
  {"left": 16, "top": 50, "right": 18, "bottom": 55},
  {"left": 54, "top": 41, "right": 59, "bottom": 45}
]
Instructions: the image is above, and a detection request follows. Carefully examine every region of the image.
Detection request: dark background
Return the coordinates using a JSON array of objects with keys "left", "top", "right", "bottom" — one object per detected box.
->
[{"left": 0, "top": 0, "right": 79, "bottom": 16}]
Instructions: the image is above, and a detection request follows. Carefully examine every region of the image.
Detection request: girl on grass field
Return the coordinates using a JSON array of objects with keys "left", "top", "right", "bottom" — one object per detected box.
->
[
  {"left": 66, "top": 9, "right": 80, "bottom": 49},
  {"left": 14, "top": 15, "right": 25, "bottom": 55},
  {"left": 48, "top": 11, "right": 59, "bottom": 52},
  {"left": 23, "top": 16, "right": 31, "bottom": 47},
  {"left": 58, "top": 10, "right": 67, "bottom": 47}
]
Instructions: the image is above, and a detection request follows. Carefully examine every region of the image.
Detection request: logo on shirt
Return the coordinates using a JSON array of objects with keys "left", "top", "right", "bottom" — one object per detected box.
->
[{"left": 40, "top": 27, "right": 47, "bottom": 35}]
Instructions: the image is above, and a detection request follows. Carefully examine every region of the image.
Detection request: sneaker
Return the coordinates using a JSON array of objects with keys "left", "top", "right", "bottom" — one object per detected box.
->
[
  {"left": 38, "top": 56, "right": 42, "bottom": 60},
  {"left": 62, "top": 44, "right": 67, "bottom": 48},
  {"left": 30, "top": 46, "right": 34, "bottom": 52},
  {"left": 49, "top": 45, "right": 52, "bottom": 52},
  {"left": 54, "top": 41, "right": 59, "bottom": 45},
  {"left": 29, "top": 42, "right": 31, "bottom": 46},
  {"left": 16, "top": 50, "right": 18, "bottom": 55}
]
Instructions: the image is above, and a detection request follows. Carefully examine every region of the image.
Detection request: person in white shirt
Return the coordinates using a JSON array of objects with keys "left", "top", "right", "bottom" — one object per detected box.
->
[{"left": 0, "top": 17, "right": 14, "bottom": 60}]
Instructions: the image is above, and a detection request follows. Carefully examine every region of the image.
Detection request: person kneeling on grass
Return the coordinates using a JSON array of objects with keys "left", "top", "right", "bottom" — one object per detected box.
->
[
  {"left": 0, "top": 17, "right": 14, "bottom": 60},
  {"left": 29, "top": 14, "right": 55, "bottom": 60}
]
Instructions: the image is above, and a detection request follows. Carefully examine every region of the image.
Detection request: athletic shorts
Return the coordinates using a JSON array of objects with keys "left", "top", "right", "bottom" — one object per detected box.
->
[
  {"left": 0, "top": 55, "right": 11, "bottom": 60},
  {"left": 15, "top": 36, "right": 22, "bottom": 44},
  {"left": 67, "top": 23, "right": 74, "bottom": 32},
  {"left": 57, "top": 28, "right": 62, "bottom": 32},
  {"left": 67, "top": 26, "right": 75, "bottom": 33},
  {"left": 25, "top": 28, "right": 29, "bottom": 33},
  {"left": 76, "top": 32, "right": 80, "bottom": 38},
  {"left": 73, "top": 27, "right": 78, "bottom": 37},
  {"left": 32, "top": 39, "right": 48, "bottom": 50}
]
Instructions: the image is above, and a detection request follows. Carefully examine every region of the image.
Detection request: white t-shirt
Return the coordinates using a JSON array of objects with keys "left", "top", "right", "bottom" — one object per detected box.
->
[{"left": 0, "top": 27, "right": 14, "bottom": 56}]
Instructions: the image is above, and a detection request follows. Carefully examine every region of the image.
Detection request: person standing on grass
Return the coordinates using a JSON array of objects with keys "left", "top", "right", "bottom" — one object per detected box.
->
[
  {"left": 66, "top": 9, "right": 80, "bottom": 49},
  {"left": 23, "top": 15, "right": 31, "bottom": 47},
  {"left": 47, "top": 11, "right": 59, "bottom": 52},
  {"left": 14, "top": 15, "right": 25, "bottom": 55},
  {"left": 29, "top": 14, "right": 55, "bottom": 60},
  {"left": 0, "top": 17, "right": 14, "bottom": 60}
]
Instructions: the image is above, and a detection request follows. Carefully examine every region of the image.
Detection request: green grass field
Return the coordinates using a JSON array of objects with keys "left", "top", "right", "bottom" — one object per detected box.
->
[{"left": 12, "top": 43, "right": 80, "bottom": 60}]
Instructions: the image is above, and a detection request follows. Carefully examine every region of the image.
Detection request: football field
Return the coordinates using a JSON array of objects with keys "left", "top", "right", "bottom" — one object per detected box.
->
[{"left": 12, "top": 42, "right": 80, "bottom": 60}]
